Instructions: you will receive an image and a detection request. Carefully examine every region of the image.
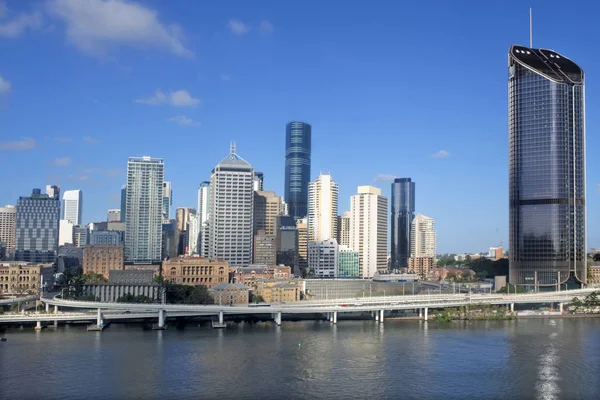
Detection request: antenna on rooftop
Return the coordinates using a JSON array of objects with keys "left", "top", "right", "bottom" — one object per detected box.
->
[
  {"left": 529, "top": 8, "right": 533, "bottom": 48},
  {"left": 230, "top": 141, "right": 236, "bottom": 156}
]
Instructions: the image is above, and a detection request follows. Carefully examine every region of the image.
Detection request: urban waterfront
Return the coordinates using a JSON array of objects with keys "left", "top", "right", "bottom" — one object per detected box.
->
[{"left": 3, "top": 319, "right": 600, "bottom": 399}]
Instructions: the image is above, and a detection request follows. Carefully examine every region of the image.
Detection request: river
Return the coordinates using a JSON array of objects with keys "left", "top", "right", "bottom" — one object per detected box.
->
[{"left": 2, "top": 318, "right": 600, "bottom": 399}]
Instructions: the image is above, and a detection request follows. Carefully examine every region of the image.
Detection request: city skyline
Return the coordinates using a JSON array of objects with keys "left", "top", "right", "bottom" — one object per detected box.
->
[{"left": 2, "top": 2, "right": 600, "bottom": 253}]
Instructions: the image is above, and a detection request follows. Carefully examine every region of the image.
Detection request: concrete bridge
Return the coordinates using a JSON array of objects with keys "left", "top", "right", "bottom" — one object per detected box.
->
[{"left": 0, "top": 289, "right": 594, "bottom": 331}]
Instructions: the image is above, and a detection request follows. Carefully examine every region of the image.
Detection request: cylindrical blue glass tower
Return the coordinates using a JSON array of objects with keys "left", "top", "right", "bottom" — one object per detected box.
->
[
  {"left": 391, "top": 178, "right": 415, "bottom": 269},
  {"left": 285, "top": 121, "right": 311, "bottom": 219}
]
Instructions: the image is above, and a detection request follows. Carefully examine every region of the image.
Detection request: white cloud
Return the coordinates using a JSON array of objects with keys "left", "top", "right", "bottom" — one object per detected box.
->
[
  {"left": 0, "top": 9, "right": 43, "bottom": 38},
  {"left": 228, "top": 19, "right": 249, "bottom": 35},
  {"left": 68, "top": 174, "right": 91, "bottom": 182},
  {"left": 259, "top": 20, "right": 274, "bottom": 34},
  {"left": 373, "top": 174, "right": 397, "bottom": 182},
  {"left": 135, "top": 89, "right": 199, "bottom": 107},
  {"left": 168, "top": 115, "right": 200, "bottom": 128},
  {"left": 219, "top": 73, "right": 232, "bottom": 81},
  {"left": 82, "top": 136, "right": 100, "bottom": 144},
  {"left": 52, "top": 156, "right": 71, "bottom": 166},
  {"left": 46, "top": 0, "right": 192, "bottom": 58},
  {"left": 431, "top": 150, "right": 450, "bottom": 158},
  {"left": 53, "top": 136, "right": 72, "bottom": 142},
  {"left": 0, "top": 73, "right": 10, "bottom": 93},
  {"left": 0, "top": 137, "right": 36, "bottom": 151}
]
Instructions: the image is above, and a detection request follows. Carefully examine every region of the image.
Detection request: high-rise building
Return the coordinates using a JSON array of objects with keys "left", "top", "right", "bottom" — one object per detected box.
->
[
  {"left": 253, "top": 191, "right": 283, "bottom": 237},
  {"left": 162, "top": 181, "right": 172, "bottom": 223},
  {"left": 391, "top": 178, "right": 415, "bottom": 269},
  {"left": 208, "top": 143, "right": 254, "bottom": 267},
  {"left": 0, "top": 205, "right": 16, "bottom": 258},
  {"left": 410, "top": 214, "right": 436, "bottom": 258},
  {"left": 15, "top": 188, "right": 60, "bottom": 263},
  {"left": 62, "top": 189, "right": 82, "bottom": 225},
  {"left": 296, "top": 217, "right": 308, "bottom": 274},
  {"left": 59, "top": 219, "right": 74, "bottom": 246},
  {"left": 336, "top": 211, "right": 351, "bottom": 247},
  {"left": 285, "top": 121, "right": 311, "bottom": 219},
  {"left": 253, "top": 172, "right": 264, "bottom": 191},
  {"left": 125, "top": 157, "right": 164, "bottom": 264},
  {"left": 307, "top": 173, "right": 338, "bottom": 242},
  {"left": 120, "top": 185, "right": 127, "bottom": 223},
  {"left": 350, "top": 186, "right": 388, "bottom": 278},
  {"left": 89, "top": 230, "right": 122, "bottom": 246},
  {"left": 188, "top": 213, "right": 199, "bottom": 255},
  {"left": 197, "top": 181, "right": 211, "bottom": 256},
  {"left": 175, "top": 207, "right": 195, "bottom": 233},
  {"left": 308, "top": 239, "right": 338, "bottom": 278},
  {"left": 276, "top": 216, "right": 298, "bottom": 274},
  {"left": 253, "top": 230, "right": 276, "bottom": 265},
  {"left": 46, "top": 185, "right": 60, "bottom": 199},
  {"left": 73, "top": 225, "right": 89, "bottom": 248},
  {"left": 107, "top": 209, "right": 121, "bottom": 222},
  {"left": 508, "top": 45, "right": 586, "bottom": 286},
  {"left": 338, "top": 245, "right": 359, "bottom": 278}
]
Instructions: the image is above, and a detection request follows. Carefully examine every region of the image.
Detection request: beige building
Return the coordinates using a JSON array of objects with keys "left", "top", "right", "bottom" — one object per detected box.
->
[
  {"left": 0, "top": 263, "right": 41, "bottom": 294},
  {"left": 234, "top": 265, "right": 292, "bottom": 287},
  {"left": 337, "top": 211, "right": 351, "bottom": 247},
  {"left": 162, "top": 256, "right": 228, "bottom": 288},
  {"left": 307, "top": 174, "right": 338, "bottom": 242},
  {"left": 209, "top": 283, "right": 249, "bottom": 305},
  {"left": 411, "top": 214, "right": 436, "bottom": 258},
  {"left": 176, "top": 207, "right": 196, "bottom": 232},
  {"left": 253, "top": 191, "right": 283, "bottom": 236},
  {"left": 296, "top": 218, "right": 308, "bottom": 273},
  {"left": 409, "top": 256, "right": 435, "bottom": 279},
  {"left": 254, "top": 279, "right": 302, "bottom": 303},
  {"left": 350, "top": 186, "right": 388, "bottom": 278},
  {"left": 253, "top": 231, "right": 276, "bottom": 265},
  {"left": 83, "top": 245, "right": 124, "bottom": 278},
  {"left": 0, "top": 205, "right": 16, "bottom": 258}
]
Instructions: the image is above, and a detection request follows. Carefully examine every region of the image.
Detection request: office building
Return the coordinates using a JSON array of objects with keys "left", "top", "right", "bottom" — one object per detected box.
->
[
  {"left": 276, "top": 216, "right": 299, "bottom": 274},
  {"left": 253, "top": 191, "right": 283, "bottom": 237},
  {"left": 188, "top": 213, "right": 199, "bottom": 255},
  {"left": 162, "top": 256, "right": 229, "bottom": 288},
  {"left": 125, "top": 157, "right": 164, "bottom": 264},
  {"left": 120, "top": 185, "right": 127, "bottom": 223},
  {"left": 161, "top": 220, "right": 178, "bottom": 260},
  {"left": 46, "top": 185, "right": 60, "bottom": 199},
  {"left": 90, "top": 230, "right": 122, "bottom": 246},
  {"left": 284, "top": 121, "right": 311, "bottom": 219},
  {"left": 176, "top": 207, "right": 195, "bottom": 232},
  {"left": 337, "top": 211, "right": 351, "bottom": 247},
  {"left": 307, "top": 173, "right": 338, "bottom": 242},
  {"left": 83, "top": 244, "right": 124, "bottom": 279},
  {"left": 0, "top": 205, "right": 16, "bottom": 258},
  {"left": 73, "top": 225, "right": 89, "bottom": 248},
  {"left": 253, "top": 172, "right": 264, "bottom": 191},
  {"left": 391, "top": 178, "right": 415, "bottom": 269},
  {"left": 296, "top": 218, "right": 308, "bottom": 274},
  {"left": 15, "top": 188, "right": 60, "bottom": 263},
  {"left": 59, "top": 219, "right": 74, "bottom": 246},
  {"left": 338, "top": 245, "right": 359, "bottom": 278},
  {"left": 411, "top": 214, "right": 436, "bottom": 258},
  {"left": 62, "top": 189, "right": 82, "bottom": 225},
  {"left": 208, "top": 143, "right": 254, "bottom": 267},
  {"left": 197, "top": 181, "right": 210, "bottom": 256},
  {"left": 107, "top": 209, "right": 121, "bottom": 222},
  {"left": 350, "top": 186, "right": 388, "bottom": 279},
  {"left": 308, "top": 239, "right": 338, "bottom": 278},
  {"left": 162, "top": 181, "right": 172, "bottom": 223},
  {"left": 508, "top": 45, "right": 586, "bottom": 286},
  {"left": 253, "top": 230, "right": 276, "bottom": 265}
]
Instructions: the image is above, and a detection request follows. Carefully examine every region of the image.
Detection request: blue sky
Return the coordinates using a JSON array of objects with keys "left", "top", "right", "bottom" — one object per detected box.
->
[{"left": 1, "top": 0, "right": 598, "bottom": 254}]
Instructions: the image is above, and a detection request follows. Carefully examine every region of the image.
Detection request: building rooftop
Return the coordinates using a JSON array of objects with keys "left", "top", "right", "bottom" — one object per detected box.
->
[{"left": 509, "top": 45, "right": 583, "bottom": 84}]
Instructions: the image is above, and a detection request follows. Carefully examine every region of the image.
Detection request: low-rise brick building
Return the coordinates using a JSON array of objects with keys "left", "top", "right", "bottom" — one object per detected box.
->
[
  {"left": 209, "top": 283, "right": 249, "bottom": 305},
  {"left": 233, "top": 265, "right": 292, "bottom": 287},
  {"left": 83, "top": 245, "right": 124, "bottom": 278},
  {"left": 253, "top": 279, "right": 302, "bottom": 303},
  {"left": 162, "top": 256, "right": 228, "bottom": 288}
]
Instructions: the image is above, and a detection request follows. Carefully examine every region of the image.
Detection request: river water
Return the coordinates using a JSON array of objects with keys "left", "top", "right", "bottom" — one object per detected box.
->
[{"left": 2, "top": 318, "right": 600, "bottom": 399}]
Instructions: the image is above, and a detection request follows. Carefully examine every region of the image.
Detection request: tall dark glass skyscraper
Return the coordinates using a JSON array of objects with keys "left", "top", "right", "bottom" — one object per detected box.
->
[
  {"left": 508, "top": 45, "right": 586, "bottom": 286},
  {"left": 285, "top": 121, "right": 311, "bottom": 219},
  {"left": 391, "top": 178, "right": 415, "bottom": 269}
]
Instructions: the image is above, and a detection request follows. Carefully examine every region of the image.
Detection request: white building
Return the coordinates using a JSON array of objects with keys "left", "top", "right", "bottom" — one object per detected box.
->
[
  {"left": 197, "top": 181, "right": 210, "bottom": 256},
  {"left": 188, "top": 213, "right": 199, "bottom": 255},
  {"left": 337, "top": 210, "right": 351, "bottom": 247},
  {"left": 125, "top": 156, "right": 164, "bottom": 264},
  {"left": 0, "top": 205, "right": 16, "bottom": 257},
  {"left": 162, "top": 181, "right": 172, "bottom": 224},
  {"left": 107, "top": 209, "right": 121, "bottom": 222},
  {"left": 307, "top": 173, "right": 338, "bottom": 242},
  {"left": 411, "top": 214, "right": 436, "bottom": 258},
  {"left": 62, "top": 189, "right": 82, "bottom": 225},
  {"left": 59, "top": 219, "right": 74, "bottom": 246},
  {"left": 308, "top": 239, "right": 338, "bottom": 278},
  {"left": 208, "top": 143, "right": 254, "bottom": 267},
  {"left": 350, "top": 186, "right": 388, "bottom": 278}
]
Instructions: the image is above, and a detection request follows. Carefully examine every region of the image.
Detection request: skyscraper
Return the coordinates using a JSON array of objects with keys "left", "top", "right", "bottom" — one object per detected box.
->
[
  {"left": 125, "top": 157, "right": 164, "bottom": 264},
  {"left": 162, "top": 181, "right": 172, "bottom": 223},
  {"left": 197, "top": 181, "right": 210, "bottom": 256},
  {"left": 107, "top": 209, "right": 121, "bottom": 222},
  {"left": 15, "top": 188, "right": 60, "bottom": 263},
  {"left": 410, "top": 214, "right": 436, "bottom": 258},
  {"left": 276, "top": 215, "right": 298, "bottom": 274},
  {"left": 62, "top": 189, "right": 82, "bottom": 225},
  {"left": 120, "top": 185, "right": 127, "bottom": 223},
  {"left": 253, "top": 191, "right": 283, "bottom": 237},
  {"left": 350, "top": 186, "right": 388, "bottom": 278},
  {"left": 508, "top": 45, "right": 586, "bottom": 286},
  {"left": 0, "top": 205, "right": 16, "bottom": 258},
  {"left": 285, "top": 121, "right": 311, "bottom": 219},
  {"left": 208, "top": 143, "right": 254, "bottom": 267},
  {"left": 253, "top": 172, "right": 264, "bottom": 191},
  {"left": 307, "top": 173, "right": 338, "bottom": 243},
  {"left": 296, "top": 217, "right": 308, "bottom": 274},
  {"left": 336, "top": 211, "right": 351, "bottom": 247},
  {"left": 391, "top": 178, "right": 415, "bottom": 269}
]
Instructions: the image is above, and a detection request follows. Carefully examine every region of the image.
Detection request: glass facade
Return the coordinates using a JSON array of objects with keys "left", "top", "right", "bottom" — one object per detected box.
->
[
  {"left": 508, "top": 45, "right": 586, "bottom": 286},
  {"left": 390, "top": 178, "right": 415, "bottom": 268},
  {"left": 338, "top": 247, "right": 359, "bottom": 278},
  {"left": 285, "top": 121, "right": 311, "bottom": 219}
]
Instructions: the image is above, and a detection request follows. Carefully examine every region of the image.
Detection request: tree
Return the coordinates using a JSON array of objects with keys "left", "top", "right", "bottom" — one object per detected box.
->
[
  {"left": 461, "top": 270, "right": 472, "bottom": 281},
  {"left": 184, "top": 285, "right": 214, "bottom": 305},
  {"left": 249, "top": 292, "right": 265, "bottom": 304},
  {"left": 464, "top": 255, "right": 472, "bottom": 263},
  {"left": 117, "top": 294, "right": 154, "bottom": 303},
  {"left": 445, "top": 272, "right": 456, "bottom": 281},
  {"left": 83, "top": 272, "right": 108, "bottom": 284}
]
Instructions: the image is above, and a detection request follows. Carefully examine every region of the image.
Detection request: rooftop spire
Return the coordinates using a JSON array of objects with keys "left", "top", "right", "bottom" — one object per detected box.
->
[{"left": 230, "top": 141, "right": 236, "bottom": 156}]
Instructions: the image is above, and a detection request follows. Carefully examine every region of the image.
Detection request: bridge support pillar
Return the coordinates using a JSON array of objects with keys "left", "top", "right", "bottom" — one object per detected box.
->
[
  {"left": 332, "top": 311, "right": 337, "bottom": 324},
  {"left": 97, "top": 309, "right": 103, "bottom": 326},
  {"left": 45, "top": 303, "right": 49, "bottom": 313},
  {"left": 53, "top": 320, "right": 57, "bottom": 328},
  {"left": 379, "top": 309, "right": 384, "bottom": 323},
  {"left": 35, "top": 320, "right": 42, "bottom": 331},
  {"left": 559, "top": 303, "right": 564, "bottom": 313},
  {"left": 274, "top": 312, "right": 282, "bottom": 326},
  {"left": 424, "top": 307, "right": 429, "bottom": 321},
  {"left": 419, "top": 308, "right": 422, "bottom": 318},
  {"left": 158, "top": 309, "right": 165, "bottom": 328},
  {"left": 510, "top": 303, "right": 514, "bottom": 313},
  {"left": 219, "top": 311, "right": 224, "bottom": 325},
  {"left": 375, "top": 311, "right": 379, "bottom": 322},
  {"left": 54, "top": 305, "right": 58, "bottom": 314}
]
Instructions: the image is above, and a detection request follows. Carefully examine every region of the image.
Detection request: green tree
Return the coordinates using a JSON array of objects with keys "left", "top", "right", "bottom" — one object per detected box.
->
[
  {"left": 184, "top": 285, "right": 214, "bottom": 305},
  {"left": 116, "top": 294, "right": 154, "bottom": 303},
  {"left": 445, "top": 272, "right": 456, "bottom": 281},
  {"left": 249, "top": 292, "right": 265, "bottom": 304},
  {"left": 83, "top": 272, "right": 108, "bottom": 284}
]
